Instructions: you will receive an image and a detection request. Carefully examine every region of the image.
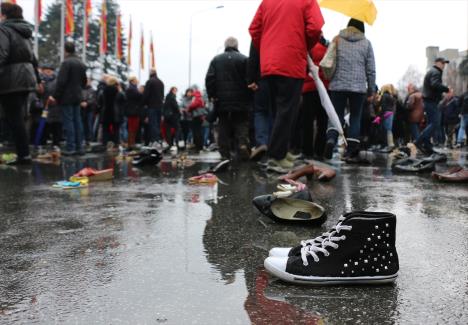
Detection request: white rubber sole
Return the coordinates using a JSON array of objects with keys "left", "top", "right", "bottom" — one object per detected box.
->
[{"left": 264, "top": 258, "right": 398, "bottom": 285}]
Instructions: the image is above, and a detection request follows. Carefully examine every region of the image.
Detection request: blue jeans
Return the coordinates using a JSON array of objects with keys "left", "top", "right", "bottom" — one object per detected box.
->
[
  {"left": 80, "top": 109, "right": 94, "bottom": 142},
  {"left": 457, "top": 115, "right": 467, "bottom": 144},
  {"left": 120, "top": 117, "right": 128, "bottom": 142},
  {"left": 62, "top": 105, "right": 83, "bottom": 152},
  {"left": 382, "top": 113, "right": 394, "bottom": 132},
  {"left": 254, "top": 79, "right": 272, "bottom": 147},
  {"left": 148, "top": 109, "right": 161, "bottom": 142},
  {"left": 328, "top": 91, "right": 366, "bottom": 141},
  {"left": 416, "top": 100, "right": 440, "bottom": 149},
  {"left": 410, "top": 123, "right": 420, "bottom": 141},
  {"left": 203, "top": 126, "right": 210, "bottom": 147}
]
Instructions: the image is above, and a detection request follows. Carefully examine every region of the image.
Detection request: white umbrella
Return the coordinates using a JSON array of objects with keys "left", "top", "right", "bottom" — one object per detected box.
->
[{"left": 307, "top": 56, "right": 347, "bottom": 146}]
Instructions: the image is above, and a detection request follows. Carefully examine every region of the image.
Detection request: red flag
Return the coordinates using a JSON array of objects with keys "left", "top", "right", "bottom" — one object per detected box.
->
[
  {"left": 34, "top": 0, "right": 42, "bottom": 23},
  {"left": 127, "top": 16, "right": 133, "bottom": 65},
  {"left": 116, "top": 13, "right": 123, "bottom": 60},
  {"left": 84, "top": 0, "right": 91, "bottom": 43},
  {"left": 100, "top": 0, "right": 107, "bottom": 55},
  {"left": 65, "top": 0, "right": 74, "bottom": 36},
  {"left": 149, "top": 33, "right": 155, "bottom": 69},
  {"left": 139, "top": 26, "right": 144, "bottom": 70}
]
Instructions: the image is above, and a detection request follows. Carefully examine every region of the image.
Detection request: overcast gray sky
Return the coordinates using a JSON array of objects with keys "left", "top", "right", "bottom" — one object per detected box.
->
[{"left": 18, "top": 0, "right": 468, "bottom": 92}]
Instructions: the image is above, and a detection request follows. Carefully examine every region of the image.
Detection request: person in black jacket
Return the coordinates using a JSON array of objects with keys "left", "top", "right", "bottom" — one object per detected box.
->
[
  {"left": 162, "top": 87, "right": 180, "bottom": 148},
  {"left": 99, "top": 76, "right": 126, "bottom": 148},
  {"left": 125, "top": 77, "right": 143, "bottom": 149},
  {"left": 415, "top": 57, "right": 450, "bottom": 154},
  {"left": 80, "top": 78, "right": 97, "bottom": 145},
  {"left": 142, "top": 69, "right": 164, "bottom": 145},
  {"left": 0, "top": 3, "right": 38, "bottom": 164},
  {"left": 205, "top": 37, "right": 251, "bottom": 160},
  {"left": 52, "top": 42, "right": 87, "bottom": 155}
]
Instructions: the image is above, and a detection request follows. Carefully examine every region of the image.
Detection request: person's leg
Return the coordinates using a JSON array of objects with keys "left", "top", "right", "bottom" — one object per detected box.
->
[
  {"left": 456, "top": 115, "right": 465, "bottom": 145},
  {"left": 72, "top": 105, "right": 84, "bottom": 152},
  {"left": 51, "top": 122, "right": 62, "bottom": 147},
  {"left": 81, "top": 109, "right": 89, "bottom": 142},
  {"left": 217, "top": 113, "right": 231, "bottom": 159},
  {"left": 1, "top": 93, "right": 30, "bottom": 158},
  {"left": 267, "top": 76, "right": 304, "bottom": 160},
  {"left": 254, "top": 79, "right": 272, "bottom": 147},
  {"left": 290, "top": 96, "right": 304, "bottom": 154},
  {"left": 165, "top": 118, "right": 174, "bottom": 146},
  {"left": 383, "top": 114, "right": 395, "bottom": 148},
  {"left": 314, "top": 92, "right": 329, "bottom": 157},
  {"left": 147, "top": 109, "right": 156, "bottom": 143},
  {"left": 410, "top": 123, "right": 420, "bottom": 142},
  {"left": 233, "top": 111, "right": 250, "bottom": 160},
  {"left": 155, "top": 109, "right": 162, "bottom": 142},
  {"left": 347, "top": 92, "right": 366, "bottom": 140},
  {"left": 323, "top": 91, "right": 347, "bottom": 159},
  {"left": 192, "top": 117, "right": 203, "bottom": 151},
  {"left": 113, "top": 123, "right": 120, "bottom": 146},
  {"left": 464, "top": 114, "right": 468, "bottom": 145},
  {"left": 301, "top": 92, "right": 315, "bottom": 157},
  {"left": 61, "top": 105, "right": 76, "bottom": 152},
  {"left": 416, "top": 100, "right": 437, "bottom": 150}
]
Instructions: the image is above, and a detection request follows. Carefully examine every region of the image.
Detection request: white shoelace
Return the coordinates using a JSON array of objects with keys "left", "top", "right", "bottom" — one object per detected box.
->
[{"left": 300, "top": 217, "right": 352, "bottom": 266}]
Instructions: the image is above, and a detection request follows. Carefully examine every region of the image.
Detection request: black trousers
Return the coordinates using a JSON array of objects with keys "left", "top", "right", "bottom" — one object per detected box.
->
[
  {"left": 180, "top": 120, "right": 192, "bottom": 145},
  {"left": 103, "top": 122, "right": 120, "bottom": 145},
  {"left": 0, "top": 92, "right": 30, "bottom": 158},
  {"left": 265, "top": 76, "right": 304, "bottom": 160},
  {"left": 218, "top": 111, "right": 250, "bottom": 159},
  {"left": 302, "top": 91, "right": 328, "bottom": 157},
  {"left": 47, "top": 122, "right": 62, "bottom": 146},
  {"left": 192, "top": 117, "right": 204, "bottom": 151}
]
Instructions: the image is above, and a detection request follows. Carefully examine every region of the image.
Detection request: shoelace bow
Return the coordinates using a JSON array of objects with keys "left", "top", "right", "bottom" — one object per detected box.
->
[{"left": 300, "top": 217, "right": 352, "bottom": 266}]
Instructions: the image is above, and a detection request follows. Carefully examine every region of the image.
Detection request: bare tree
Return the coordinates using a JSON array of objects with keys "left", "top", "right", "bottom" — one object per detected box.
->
[{"left": 397, "top": 65, "right": 424, "bottom": 97}]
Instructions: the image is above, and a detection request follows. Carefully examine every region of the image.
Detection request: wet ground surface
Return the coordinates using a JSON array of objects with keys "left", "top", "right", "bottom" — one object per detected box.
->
[{"left": 0, "top": 148, "right": 467, "bottom": 324}]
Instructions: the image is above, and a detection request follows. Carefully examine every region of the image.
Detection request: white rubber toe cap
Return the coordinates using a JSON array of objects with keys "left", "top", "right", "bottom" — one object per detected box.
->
[
  {"left": 264, "top": 256, "right": 288, "bottom": 275},
  {"left": 268, "top": 247, "right": 292, "bottom": 257}
]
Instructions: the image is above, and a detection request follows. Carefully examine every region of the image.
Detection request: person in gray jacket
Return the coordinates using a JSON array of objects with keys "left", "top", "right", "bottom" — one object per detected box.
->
[{"left": 324, "top": 18, "right": 376, "bottom": 162}]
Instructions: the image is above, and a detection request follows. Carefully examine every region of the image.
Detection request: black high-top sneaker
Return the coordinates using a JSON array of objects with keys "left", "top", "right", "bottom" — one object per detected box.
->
[
  {"left": 269, "top": 211, "right": 378, "bottom": 258},
  {"left": 264, "top": 212, "right": 399, "bottom": 285}
]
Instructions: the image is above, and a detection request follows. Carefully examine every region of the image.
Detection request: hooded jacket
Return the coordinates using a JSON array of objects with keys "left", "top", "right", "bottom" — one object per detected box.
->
[
  {"left": 0, "top": 18, "right": 38, "bottom": 95},
  {"left": 249, "top": 0, "right": 324, "bottom": 79},
  {"left": 329, "top": 27, "right": 376, "bottom": 95},
  {"left": 205, "top": 47, "right": 251, "bottom": 112}
]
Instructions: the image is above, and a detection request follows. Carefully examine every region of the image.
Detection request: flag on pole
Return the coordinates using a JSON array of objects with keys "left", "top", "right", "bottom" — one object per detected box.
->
[
  {"left": 84, "top": 0, "right": 91, "bottom": 43},
  {"left": 100, "top": 0, "right": 108, "bottom": 55},
  {"left": 116, "top": 13, "right": 123, "bottom": 60},
  {"left": 34, "top": 0, "right": 42, "bottom": 23},
  {"left": 149, "top": 32, "right": 155, "bottom": 69},
  {"left": 139, "top": 26, "right": 145, "bottom": 70},
  {"left": 65, "top": 0, "right": 74, "bottom": 36},
  {"left": 127, "top": 16, "right": 132, "bottom": 65}
]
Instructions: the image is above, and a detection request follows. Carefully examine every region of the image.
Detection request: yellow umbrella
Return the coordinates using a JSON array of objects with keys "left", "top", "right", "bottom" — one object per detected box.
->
[{"left": 318, "top": 0, "right": 377, "bottom": 25}]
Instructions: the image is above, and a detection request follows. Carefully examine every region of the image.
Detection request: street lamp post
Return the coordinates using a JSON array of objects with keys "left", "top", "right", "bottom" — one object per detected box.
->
[{"left": 188, "top": 5, "right": 224, "bottom": 88}]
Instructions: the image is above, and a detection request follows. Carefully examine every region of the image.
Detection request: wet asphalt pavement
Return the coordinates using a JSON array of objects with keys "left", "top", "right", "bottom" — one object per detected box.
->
[{"left": 0, "top": 149, "right": 467, "bottom": 324}]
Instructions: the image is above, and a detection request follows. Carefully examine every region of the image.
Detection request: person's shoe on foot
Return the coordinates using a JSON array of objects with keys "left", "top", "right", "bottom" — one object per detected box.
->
[
  {"left": 6, "top": 155, "right": 32, "bottom": 165},
  {"left": 250, "top": 144, "right": 267, "bottom": 161},
  {"left": 267, "top": 157, "right": 294, "bottom": 174},
  {"left": 265, "top": 211, "right": 399, "bottom": 285}
]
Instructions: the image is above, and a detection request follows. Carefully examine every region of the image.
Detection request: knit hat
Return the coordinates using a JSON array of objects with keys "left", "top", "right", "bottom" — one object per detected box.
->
[{"left": 347, "top": 18, "right": 365, "bottom": 34}]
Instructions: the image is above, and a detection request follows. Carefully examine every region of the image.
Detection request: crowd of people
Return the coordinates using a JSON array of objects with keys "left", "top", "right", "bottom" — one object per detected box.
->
[{"left": 0, "top": 1, "right": 467, "bottom": 169}]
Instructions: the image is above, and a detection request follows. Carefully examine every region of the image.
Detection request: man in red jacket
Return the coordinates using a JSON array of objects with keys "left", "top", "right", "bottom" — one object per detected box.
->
[{"left": 249, "top": 0, "right": 324, "bottom": 173}]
